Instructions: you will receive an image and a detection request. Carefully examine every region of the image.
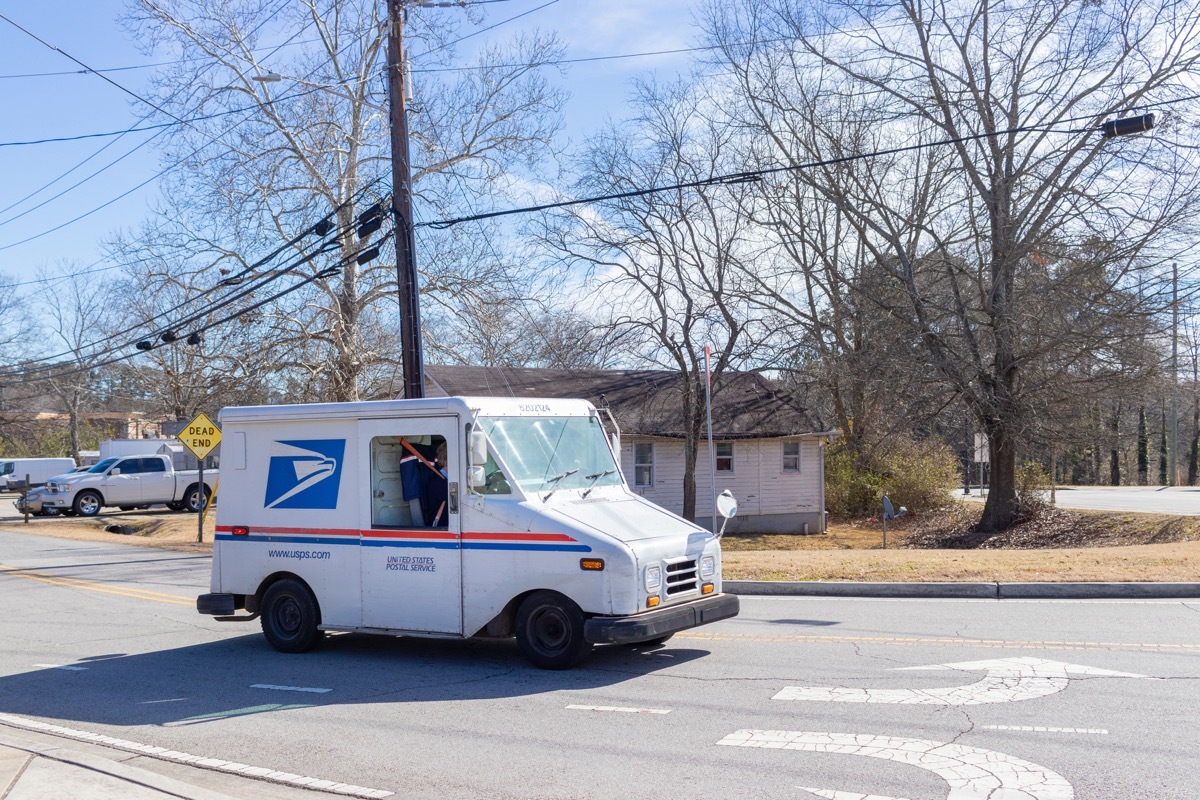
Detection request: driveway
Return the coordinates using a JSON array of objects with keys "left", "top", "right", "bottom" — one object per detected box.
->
[{"left": 966, "top": 485, "right": 1200, "bottom": 516}]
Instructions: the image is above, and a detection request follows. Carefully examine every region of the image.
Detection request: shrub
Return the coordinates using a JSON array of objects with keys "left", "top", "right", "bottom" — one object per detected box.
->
[
  {"left": 1015, "top": 460, "right": 1052, "bottom": 518},
  {"left": 825, "top": 435, "right": 960, "bottom": 517}
]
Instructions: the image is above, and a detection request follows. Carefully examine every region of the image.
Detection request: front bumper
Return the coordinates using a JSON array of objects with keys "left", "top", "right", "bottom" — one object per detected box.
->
[
  {"left": 13, "top": 497, "right": 44, "bottom": 513},
  {"left": 583, "top": 592, "right": 739, "bottom": 645}
]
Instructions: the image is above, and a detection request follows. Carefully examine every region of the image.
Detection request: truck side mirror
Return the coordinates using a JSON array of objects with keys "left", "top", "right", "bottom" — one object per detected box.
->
[
  {"left": 715, "top": 490, "right": 738, "bottom": 538},
  {"left": 469, "top": 430, "right": 488, "bottom": 466},
  {"left": 110, "top": 468, "right": 121, "bottom": 476},
  {"left": 716, "top": 490, "right": 738, "bottom": 519},
  {"left": 468, "top": 466, "right": 486, "bottom": 489}
]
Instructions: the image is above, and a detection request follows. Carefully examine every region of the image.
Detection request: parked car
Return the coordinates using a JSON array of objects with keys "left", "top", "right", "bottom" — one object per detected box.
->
[{"left": 41, "top": 455, "right": 217, "bottom": 517}]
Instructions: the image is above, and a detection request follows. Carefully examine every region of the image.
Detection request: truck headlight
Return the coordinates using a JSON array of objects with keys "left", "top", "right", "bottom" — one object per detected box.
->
[
  {"left": 644, "top": 565, "right": 661, "bottom": 592},
  {"left": 700, "top": 554, "right": 715, "bottom": 579}
]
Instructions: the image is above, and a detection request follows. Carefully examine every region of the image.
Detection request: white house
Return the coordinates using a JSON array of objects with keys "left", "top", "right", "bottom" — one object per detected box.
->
[{"left": 424, "top": 366, "right": 838, "bottom": 534}]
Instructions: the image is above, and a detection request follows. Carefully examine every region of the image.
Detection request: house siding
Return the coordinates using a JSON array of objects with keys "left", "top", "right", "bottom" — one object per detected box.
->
[{"left": 621, "top": 437, "right": 826, "bottom": 533}]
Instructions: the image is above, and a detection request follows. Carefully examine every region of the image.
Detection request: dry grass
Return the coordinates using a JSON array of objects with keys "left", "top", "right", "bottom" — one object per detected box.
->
[
  {"left": 721, "top": 505, "right": 1200, "bottom": 582},
  {"left": 0, "top": 505, "right": 215, "bottom": 554},
  {"left": 4, "top": 499, "right": 1198, "bottom": 583}
]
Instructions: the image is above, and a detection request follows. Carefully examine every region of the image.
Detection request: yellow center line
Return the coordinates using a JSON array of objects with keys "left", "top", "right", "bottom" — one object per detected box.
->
[
  {"left": 0, "top": 564, "right": 194, "bottom": 607},
  {"left": 675, "top": 631, "right": 1200, "bottom": 652}
]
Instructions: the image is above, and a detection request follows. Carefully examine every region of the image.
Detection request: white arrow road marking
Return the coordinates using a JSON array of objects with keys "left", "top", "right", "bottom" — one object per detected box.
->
[
  {"left": 774, "top": 657, "right": 1147, "bottom": 705},
  {"left": 718, "top": 729, "right": 1074, "bottom": 800}
]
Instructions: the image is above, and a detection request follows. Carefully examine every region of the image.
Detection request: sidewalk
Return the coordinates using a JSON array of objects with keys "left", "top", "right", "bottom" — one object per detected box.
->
[{"left": 0, "top": 726, "right": 338, "bottom": 800}]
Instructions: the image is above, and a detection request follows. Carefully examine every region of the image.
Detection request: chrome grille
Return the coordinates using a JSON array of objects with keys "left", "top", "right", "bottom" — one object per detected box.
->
[{"left": 664, "top": 558, "right": 698, "bottom": 595}]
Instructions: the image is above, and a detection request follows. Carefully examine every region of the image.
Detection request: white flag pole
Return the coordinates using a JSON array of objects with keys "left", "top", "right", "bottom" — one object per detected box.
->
[{"left": 705, "top": 345, "right": 717, "bottom": 534}]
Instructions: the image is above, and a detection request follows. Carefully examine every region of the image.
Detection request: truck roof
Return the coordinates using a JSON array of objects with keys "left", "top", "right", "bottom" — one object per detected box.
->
[{"left": 219, "top": 396, "right": 598, "bottom": 424}]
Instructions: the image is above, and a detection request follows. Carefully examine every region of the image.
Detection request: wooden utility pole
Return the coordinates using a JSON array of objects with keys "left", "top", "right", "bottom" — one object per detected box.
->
[{"left": 386, "top": 0, "right": 425, "bottom": 399}]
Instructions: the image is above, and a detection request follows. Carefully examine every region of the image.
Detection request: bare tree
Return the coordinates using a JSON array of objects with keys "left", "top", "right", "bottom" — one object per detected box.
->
[
  {"left": 545, "top": 79, "right": 772, "bottom": 521},
  {"left": 33, "top": 266, "right": 124, "bottom": 459},
  {"left": 706, "top": 0, "right": 1200, "bottom": 529},
  {"left": 122, "top": 0, "right": 566, "bottom": 401}
]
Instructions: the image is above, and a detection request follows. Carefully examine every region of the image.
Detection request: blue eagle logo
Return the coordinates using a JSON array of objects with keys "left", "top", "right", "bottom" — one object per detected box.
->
[{"left": 264, "top": 440, "right": 345, "bottom": 510}]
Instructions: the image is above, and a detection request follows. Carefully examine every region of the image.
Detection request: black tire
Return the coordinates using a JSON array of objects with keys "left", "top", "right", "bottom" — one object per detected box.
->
[
  {"left": 73, "top": 490, "right": 103, "bottom": 517},
  {"left": 118, "top": 506, "right": 136, "bottom": 511},
  {"left": 515, "top": 590, "right": 592, "bottom": 670},
  {"left": 166, "top": 501, "right": 187, "bottom": 512},
  {"left": 183, "top": 484, "right": 209, "bottom": 513},
  {"left": 260, "top": 578, "right": 323, "bottom": 653}
]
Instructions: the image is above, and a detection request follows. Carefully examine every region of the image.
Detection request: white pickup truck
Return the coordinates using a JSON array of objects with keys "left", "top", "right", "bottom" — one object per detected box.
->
[{"left": 42, "top": 454, "right": 217, "bottom": 517}]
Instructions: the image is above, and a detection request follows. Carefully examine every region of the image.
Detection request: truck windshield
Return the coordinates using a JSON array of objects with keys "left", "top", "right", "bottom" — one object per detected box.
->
[
  {"left": 478, "top": 415, "right": 623, "bottom": 493},
  {"left": 0, "top": 462, "right": 11, "bottom": 476},
  {"left": 87, "top": 458, "right": 119, "bottom": 474}
]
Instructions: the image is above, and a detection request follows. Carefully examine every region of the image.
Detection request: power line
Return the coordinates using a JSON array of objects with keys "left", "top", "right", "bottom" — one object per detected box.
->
[
  {"left": 0, "top": 0, "right": 298, "bottom": 236},
  {"left": 0, "top": 183, "right": 391, "bottom": 378},
  {"left": 419, "top": 100, "right": 1195, "bottom": 230}
]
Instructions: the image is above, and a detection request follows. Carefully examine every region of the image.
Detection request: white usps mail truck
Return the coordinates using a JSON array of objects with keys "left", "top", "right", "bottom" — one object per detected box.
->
[{"left": 197, "top": 396, "right": 739, "bottom": 668}]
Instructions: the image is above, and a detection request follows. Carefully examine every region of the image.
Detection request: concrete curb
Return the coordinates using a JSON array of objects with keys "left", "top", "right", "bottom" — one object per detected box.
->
[
  {"left": 0, "top": 727, "right": 241, "bottom": 800},
  {"left": 725, "top": 580, "right": 1200, "bottom": 599}
]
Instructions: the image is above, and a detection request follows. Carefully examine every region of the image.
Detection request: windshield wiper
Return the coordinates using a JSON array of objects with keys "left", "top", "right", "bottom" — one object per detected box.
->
[
  {"left": 580, "top": 469, "right": 616, "bottom": 499},
  {"left": 541, "top": 468, "right": 579, "bottom": 501}
]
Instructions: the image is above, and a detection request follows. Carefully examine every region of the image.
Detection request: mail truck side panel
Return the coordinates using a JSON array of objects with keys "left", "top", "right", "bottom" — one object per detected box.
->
[{"left": 216, "top": 419, "right": 362, "bottom": 629}]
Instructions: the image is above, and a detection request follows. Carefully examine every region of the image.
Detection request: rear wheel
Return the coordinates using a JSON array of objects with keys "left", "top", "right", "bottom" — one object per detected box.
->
[
  {"left": 73, "top": 491, "right": 102, "bottom": 517},
  {"left": 260, "top": 579, "right": 322, "bottom": 653},
  {"left": 515, "top": 590, "right": 592, "bottom": 670},
  {"left": 183, "top": 484, "right": 209, "bottom": 513}
]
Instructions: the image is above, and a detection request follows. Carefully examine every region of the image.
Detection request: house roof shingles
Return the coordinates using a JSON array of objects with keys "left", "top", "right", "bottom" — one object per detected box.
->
[{"left": 423, "top": 365, "right": 821, "bottom": 440}]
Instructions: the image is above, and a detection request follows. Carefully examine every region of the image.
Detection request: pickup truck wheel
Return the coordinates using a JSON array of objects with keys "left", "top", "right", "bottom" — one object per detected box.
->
[
  {"left": 184, "top": 484, "right": 209, "bottom": 513},
  {"left": 73, "top": 491, "right": 103, "bottom": 517},
  {"left": 260, "top": 579, "right": 322, "bottom": 653},
  {"left": 515, "top": 590, "right": 592, "bottom": 670}
]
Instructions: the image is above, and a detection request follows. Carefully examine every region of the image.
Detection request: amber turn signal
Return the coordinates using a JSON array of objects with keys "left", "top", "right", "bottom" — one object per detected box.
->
[
  {"left": 580, "top": 558, "right": 605, "bottom": 571},
  {"left": 647, "top": 596, "right": 660, "bottom": 607},
  {"left": 701, "top": 583, "right": 714, "bottom": 595}
]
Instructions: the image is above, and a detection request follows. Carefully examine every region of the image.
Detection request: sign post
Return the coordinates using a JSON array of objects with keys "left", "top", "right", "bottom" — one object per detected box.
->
[{"left": 179, "top": 412, "right": 222, "bottom": 543}]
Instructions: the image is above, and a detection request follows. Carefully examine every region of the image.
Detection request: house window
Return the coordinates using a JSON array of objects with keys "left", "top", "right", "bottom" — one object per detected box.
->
[
  {"left": 634, "top": 442, "right": 654, "bottom": 487},
  {"left": 782, "top": 441, "right": 801, "bottom": 472},
  {"left": 715, "top": 442, "right": 734, "bottom": 473}
]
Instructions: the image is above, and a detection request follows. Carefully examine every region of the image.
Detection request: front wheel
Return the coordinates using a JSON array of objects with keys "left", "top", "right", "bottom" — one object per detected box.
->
[
  {"left": 260, "top": 578, "right": 323, "bottom": 653},
  {"left": 515, "top": 590, "right": 592, "bottom": 670},
  {"left": 73, "top": 491, "right": 103, "bottom": 517},
  {"left": 183, "top": 485, "right": 209, "bottom": 513}
]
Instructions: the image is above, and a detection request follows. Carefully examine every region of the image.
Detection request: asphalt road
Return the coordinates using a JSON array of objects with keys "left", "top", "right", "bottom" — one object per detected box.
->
[
  {"left": 1, "top": 529, "right": 1198, "bottom": 799},
  {"left": 965, "top": 485, "right": 1200, "bottom": 515}
]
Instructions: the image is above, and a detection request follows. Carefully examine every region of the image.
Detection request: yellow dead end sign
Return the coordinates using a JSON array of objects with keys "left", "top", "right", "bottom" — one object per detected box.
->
[{"left": 180, "top": 412, "right": 222, "bottom": 461}]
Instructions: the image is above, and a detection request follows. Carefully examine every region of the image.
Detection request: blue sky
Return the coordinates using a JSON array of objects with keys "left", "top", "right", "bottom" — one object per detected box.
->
[{"left": 0, "top": 0, "right": 701, "bottom": 292}]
